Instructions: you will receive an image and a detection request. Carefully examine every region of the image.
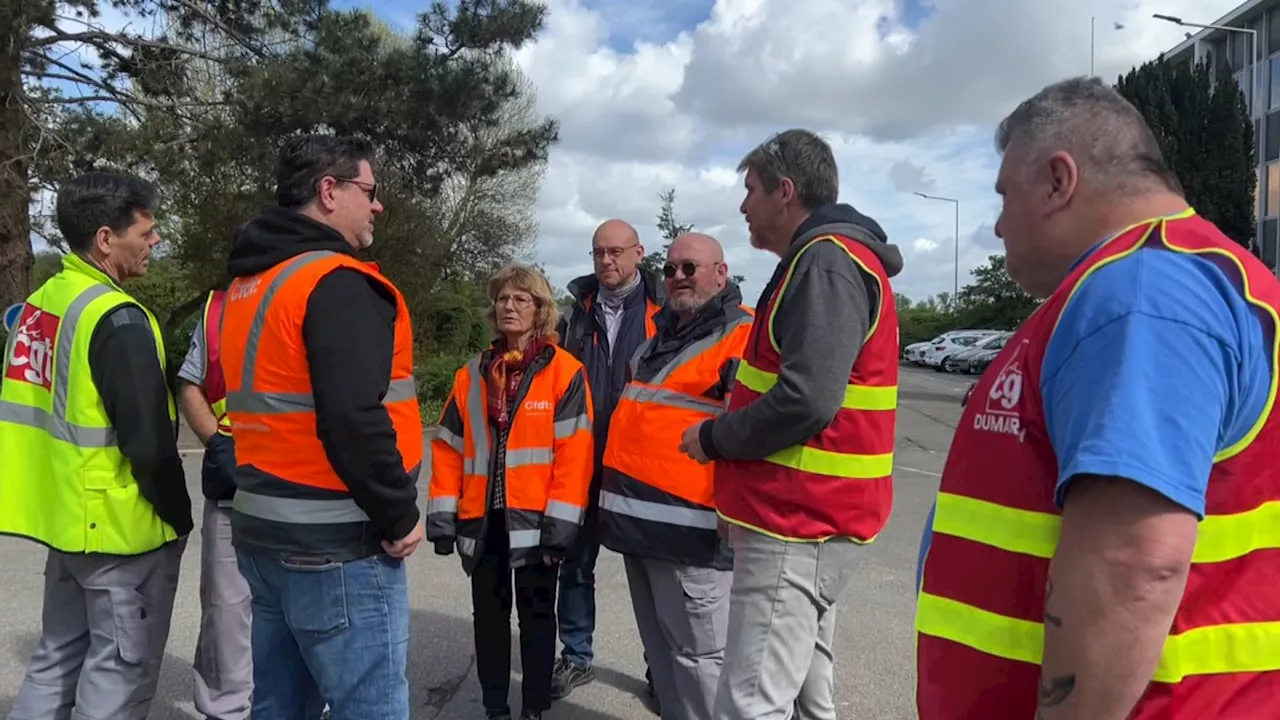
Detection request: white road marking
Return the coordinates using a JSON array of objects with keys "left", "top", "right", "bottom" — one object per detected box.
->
[{"left": 894, "top": 464, "right": 942, "bottom": 478}]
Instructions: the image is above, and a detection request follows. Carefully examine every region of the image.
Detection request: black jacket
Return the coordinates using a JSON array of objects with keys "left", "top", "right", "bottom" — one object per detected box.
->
[
  {"left": 226, "top": 206, "right": 420, "bottom": 543},
  {"left": 556, "top": 269, "right": 665, "bottom": 506},
  {"left": 88, "top": 304, "right": 194, "bottom": 538}
]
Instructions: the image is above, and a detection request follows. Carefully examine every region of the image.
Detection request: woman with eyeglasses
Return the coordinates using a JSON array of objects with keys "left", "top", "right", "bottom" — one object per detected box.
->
[{"left": 425, "top": 263, "right": 595, "bottom": 720}]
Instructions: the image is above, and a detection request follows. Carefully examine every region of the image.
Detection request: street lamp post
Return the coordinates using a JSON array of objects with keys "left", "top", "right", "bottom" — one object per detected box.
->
[
  {"left": 1152, "top": 13, "right": 1268, "bottom": 274},
  {"left": 1152, "top": 14, "right": 1257, "bottom": 118},
  {"left": 914, "top": 192, "right": 960, "bottom": 301}
]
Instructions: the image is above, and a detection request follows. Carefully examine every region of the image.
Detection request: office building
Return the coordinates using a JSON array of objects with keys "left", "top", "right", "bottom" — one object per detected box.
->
[{"left": 1163, "top": 0, "right": 1280, "bottom": 262}]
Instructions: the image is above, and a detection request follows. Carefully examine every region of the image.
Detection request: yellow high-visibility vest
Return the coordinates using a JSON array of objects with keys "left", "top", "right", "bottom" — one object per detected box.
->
[{"left": 0, "top": 252, "right": 180, "bottom": 555}]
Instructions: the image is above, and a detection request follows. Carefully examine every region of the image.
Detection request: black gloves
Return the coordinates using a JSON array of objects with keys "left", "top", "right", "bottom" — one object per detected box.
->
[{"left": 201, "top": 432, "right": 238, "bottom": 502}]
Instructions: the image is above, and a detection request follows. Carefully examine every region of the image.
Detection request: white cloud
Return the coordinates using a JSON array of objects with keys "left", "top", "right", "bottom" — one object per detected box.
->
[{"left": 517, "top": 0, "right": 1243, "bottom": 302}]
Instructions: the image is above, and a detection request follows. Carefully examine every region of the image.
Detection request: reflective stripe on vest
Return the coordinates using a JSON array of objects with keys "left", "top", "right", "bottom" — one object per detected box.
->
[
  {"left": 426, "top": 347, "right": 593, "bottom": 568},
  {"left": 0, "top": 253, "right": 179, "bottom": 554},
  {"left": 224, "top": 251, "right": 423, "bottom": 535},
  {"left": 599, "top": 307, "right": 752, "bottom": 565},
  {"left": 202, "top": 289, "right": 232, "bottom": 436},
  {"left": 225, "top": 253, "right": 416, "bottom": 418},
  {"left": 916, "top": 209, "right": 1280, "bottom": 718}
]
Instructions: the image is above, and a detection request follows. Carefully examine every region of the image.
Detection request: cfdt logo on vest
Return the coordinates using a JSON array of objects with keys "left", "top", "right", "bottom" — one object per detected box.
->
[
  {"left": 523, "top": 399, "right": 552, "bottom": 412},
  {"left": 4, "top": 305, "right": 60, "bottom": 391},
  {"left": 973, "top": 340, "right": 1027, "bottom": 442}
]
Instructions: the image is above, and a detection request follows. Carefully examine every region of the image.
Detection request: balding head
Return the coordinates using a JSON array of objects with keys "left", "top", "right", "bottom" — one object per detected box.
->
[
  {"left": 992, "top": 76, "right": 1188, "bottom": 299},
  {"left": 995, "top": 76, "right": 1180, "bottom": 198},
  {"left": 591, "top": 218, "right": 643, "bottom": 290},
  {"left": 665, "top": 232, "right": 728, "bottom": 317}
]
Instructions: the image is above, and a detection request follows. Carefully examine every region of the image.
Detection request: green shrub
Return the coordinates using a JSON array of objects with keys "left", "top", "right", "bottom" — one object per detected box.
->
[{"left": 417, "top": 348, "right": 478, "bottom": 407}]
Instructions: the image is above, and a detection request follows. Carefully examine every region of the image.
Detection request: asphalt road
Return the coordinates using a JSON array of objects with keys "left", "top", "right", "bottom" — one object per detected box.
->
[{"left": 0, "top": 365, "right": 973, "bottom": 720}]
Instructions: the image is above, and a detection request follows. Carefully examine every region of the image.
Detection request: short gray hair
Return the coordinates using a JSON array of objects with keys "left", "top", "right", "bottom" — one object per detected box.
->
[
  {"left": 995, "top": 76, "right": 1182, "bottom": 196},
  {"left": 738, "top": 129, "right": 839, "bottom": 210}
]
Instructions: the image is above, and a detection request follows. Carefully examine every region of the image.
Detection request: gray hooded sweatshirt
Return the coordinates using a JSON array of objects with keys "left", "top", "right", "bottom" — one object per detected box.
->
[{"left": 702, "top": 202, "right": 905, "bottom": 462}]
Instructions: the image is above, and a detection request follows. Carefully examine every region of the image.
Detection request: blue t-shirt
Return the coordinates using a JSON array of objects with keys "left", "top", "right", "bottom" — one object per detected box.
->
[{"left": 915, "top": 227, "right": 1272, "bottom": 593}]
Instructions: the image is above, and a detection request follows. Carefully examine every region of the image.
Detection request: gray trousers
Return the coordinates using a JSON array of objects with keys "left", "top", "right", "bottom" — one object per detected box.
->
[
  {"left": 624, "top": 554, "right": 731, "bottom": 720},
  {"left": 193, "top": 501, "right": 253, "bottom": 720},
  {"left": 10, "top": 537, "right": 187, "bottom": 720},
  {"left": 712, "top": 526, "right": 860, "bottom": 720}
]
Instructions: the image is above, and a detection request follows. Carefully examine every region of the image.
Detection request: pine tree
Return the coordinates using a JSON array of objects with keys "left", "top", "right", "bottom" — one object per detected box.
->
[
  {"left": 1115, "top": 57, "right": 1257, "bottom": 249},
  {"left": 641, "top": 188, "right": 747, "bottom": 285}
]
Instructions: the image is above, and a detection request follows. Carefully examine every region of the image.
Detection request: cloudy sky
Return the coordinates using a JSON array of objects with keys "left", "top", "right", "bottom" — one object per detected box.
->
[
  {"left": 488, "top": 0, "right": 1243, "bottom": 303},
  {"left": 57, "top": 0, "right": 1246, "bottom": 302}
]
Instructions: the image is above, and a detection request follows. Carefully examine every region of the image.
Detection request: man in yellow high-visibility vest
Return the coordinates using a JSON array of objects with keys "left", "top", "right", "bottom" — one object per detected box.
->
[{"left": 0, "top": 171, "right": 193, "bottom": 720}]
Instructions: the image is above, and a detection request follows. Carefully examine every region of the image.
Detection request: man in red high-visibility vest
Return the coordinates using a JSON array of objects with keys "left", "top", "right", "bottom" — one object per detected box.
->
[
  {"left": 917, "top": 76, "right": 1280, "bottom": 719},
  {"left": 680, "top": 129, "right": 905, "bottom": 720},
  {"left": 176, "top": 286, "right": 251, "bottom": 719}
]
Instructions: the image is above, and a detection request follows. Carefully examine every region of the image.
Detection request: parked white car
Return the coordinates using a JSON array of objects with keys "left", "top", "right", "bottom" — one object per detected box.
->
[
  {"left": 902, "top": 341, "right": 933, "bottom": 363},
  {"left": 922, "top": 331, "right": 1001, "bottom": 370},
  {"left": 905, "top": 330, "right": 997, "bottom": 365}
]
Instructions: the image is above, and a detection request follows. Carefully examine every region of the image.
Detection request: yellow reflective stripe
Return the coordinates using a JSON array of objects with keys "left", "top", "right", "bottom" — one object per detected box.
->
[
  {"left": 735, "top": 361, "right": 897, "bottom": 411},
  {"left": 716, "top": 509, "right": 881, "bottom": 545},
  {"left": 766, "top": 444, "right": 892, "bottom": 479},
  {"left": 916, "top": 592, "right": 1280, "bottom": 682},
  {"left": 935, "top": 492, "right": 1280, "bottom": 564}
]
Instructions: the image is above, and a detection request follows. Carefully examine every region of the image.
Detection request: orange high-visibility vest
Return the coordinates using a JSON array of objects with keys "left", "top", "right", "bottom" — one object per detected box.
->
[
  {"left": 426, "top": 344, "right": 594, "bottom": 573},
  {"left": 600, "top": 303, "right": 753, "bottom": 568},
  {"left": 220, "top": 250, "right": 423, "bottom": 556}
]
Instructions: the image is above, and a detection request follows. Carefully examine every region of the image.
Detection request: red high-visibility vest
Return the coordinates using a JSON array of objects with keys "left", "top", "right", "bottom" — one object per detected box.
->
[
  {"left": 917, "top": 209, "right": 1280, "bottom": 719},
  {"left": 714, "top": 234, "right": 899, "bottom": 542}
]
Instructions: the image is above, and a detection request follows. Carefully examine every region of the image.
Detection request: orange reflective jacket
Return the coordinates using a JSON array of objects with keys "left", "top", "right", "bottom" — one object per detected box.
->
[
  {"left": 220, "top": 250, "right": 424, "bottom": 558},
  {"left": 600, "top": 300, "right": 753, "bottom": 568},
  {"left": 426, "top": 343, "right": 594, "bottom": 573}
]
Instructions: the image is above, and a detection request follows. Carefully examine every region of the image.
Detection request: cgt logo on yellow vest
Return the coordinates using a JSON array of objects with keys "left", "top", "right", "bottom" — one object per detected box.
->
[
  {"left": 973, "top": 340, "right": 1027, "bottom": 442},
  {"left": 4, "top": 305, "right": 59, "bottom": 391}
]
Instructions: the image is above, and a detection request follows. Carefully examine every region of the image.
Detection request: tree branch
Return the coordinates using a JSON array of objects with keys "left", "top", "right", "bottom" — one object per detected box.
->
[
  {"left": 30, "top": 25, "right": 227, "bottom": 64},
  {"left": 26, "top": 94, "right": 227, "bottom": 109},
  {"left": 166, "top": 0, "right": 269, "bottom": 59}
]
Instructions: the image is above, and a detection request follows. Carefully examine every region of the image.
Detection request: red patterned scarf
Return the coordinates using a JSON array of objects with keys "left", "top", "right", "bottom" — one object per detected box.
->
[{"left": 487, "top": 336, "right": 548, "bottom": 429}]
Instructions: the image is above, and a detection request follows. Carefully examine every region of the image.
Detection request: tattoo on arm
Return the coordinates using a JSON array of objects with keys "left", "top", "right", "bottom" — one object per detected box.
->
[
  {"left": 1036, "top": 575, "right": 1075, "bottom": 717},
  {"left": 1036, "top": 673, "right": 1077, "bottom": 718},
  {"left": 1045, "top": 577, "right": 1063, "bottom": 627}
]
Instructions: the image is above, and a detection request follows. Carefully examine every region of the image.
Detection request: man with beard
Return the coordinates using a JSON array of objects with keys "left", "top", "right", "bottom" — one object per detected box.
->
[
  {"left": 598, "top": 233, "right": 753, "bottom": 720},
  {"left": 218, "top": 134, "right": 425, "bottom": 719}
]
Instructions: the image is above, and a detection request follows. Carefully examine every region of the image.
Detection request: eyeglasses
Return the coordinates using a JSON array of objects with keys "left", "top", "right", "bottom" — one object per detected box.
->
[
  {"left": 663, "top": 262, "right": 700, "bottom": 279},
  {"left": 334, "top": 177, "right": 378, "bottom": 202},
  {"left": 590, "top": 244, "right": 637, "bottom": 260},
  {"left": 495, "top": 294, "right": 534, "bottom": 308}
]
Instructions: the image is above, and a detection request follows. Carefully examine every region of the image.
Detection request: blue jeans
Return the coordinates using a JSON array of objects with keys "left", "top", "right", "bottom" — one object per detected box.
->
[
  {"left": 556, "top": 531, "right": 600, "bottom": 666},
  {"left": 236, "top": 550, "right": 410, "bottom": 720}
]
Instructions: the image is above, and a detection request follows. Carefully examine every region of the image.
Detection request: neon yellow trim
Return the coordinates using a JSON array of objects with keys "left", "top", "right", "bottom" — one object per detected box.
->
[
  {"left": 932, "top": 491, "right": 1280, "bottom": 564},
  {"left": 767, "top": 235, "right": 883, "bottom": 354},
  {"left": 765, "top": 444, "right": 893, "bottom": 479},
  {"left": 1051, "top": 207, "right": 1279, "bottom": 463},
  {"left": 716, "top": 510, "right": 879, "bottom": 545},
  {"left": 735, "top": 361, "right": 897, "bottom": 411},
  {"left": 916, "top": 592, "right": 1280, "bottom": 683}
]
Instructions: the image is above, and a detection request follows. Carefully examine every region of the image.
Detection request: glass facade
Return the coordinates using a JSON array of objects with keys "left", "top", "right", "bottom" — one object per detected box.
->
[{"left": 1171, "top": 1, "right": 1280, "bottom": 265}]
